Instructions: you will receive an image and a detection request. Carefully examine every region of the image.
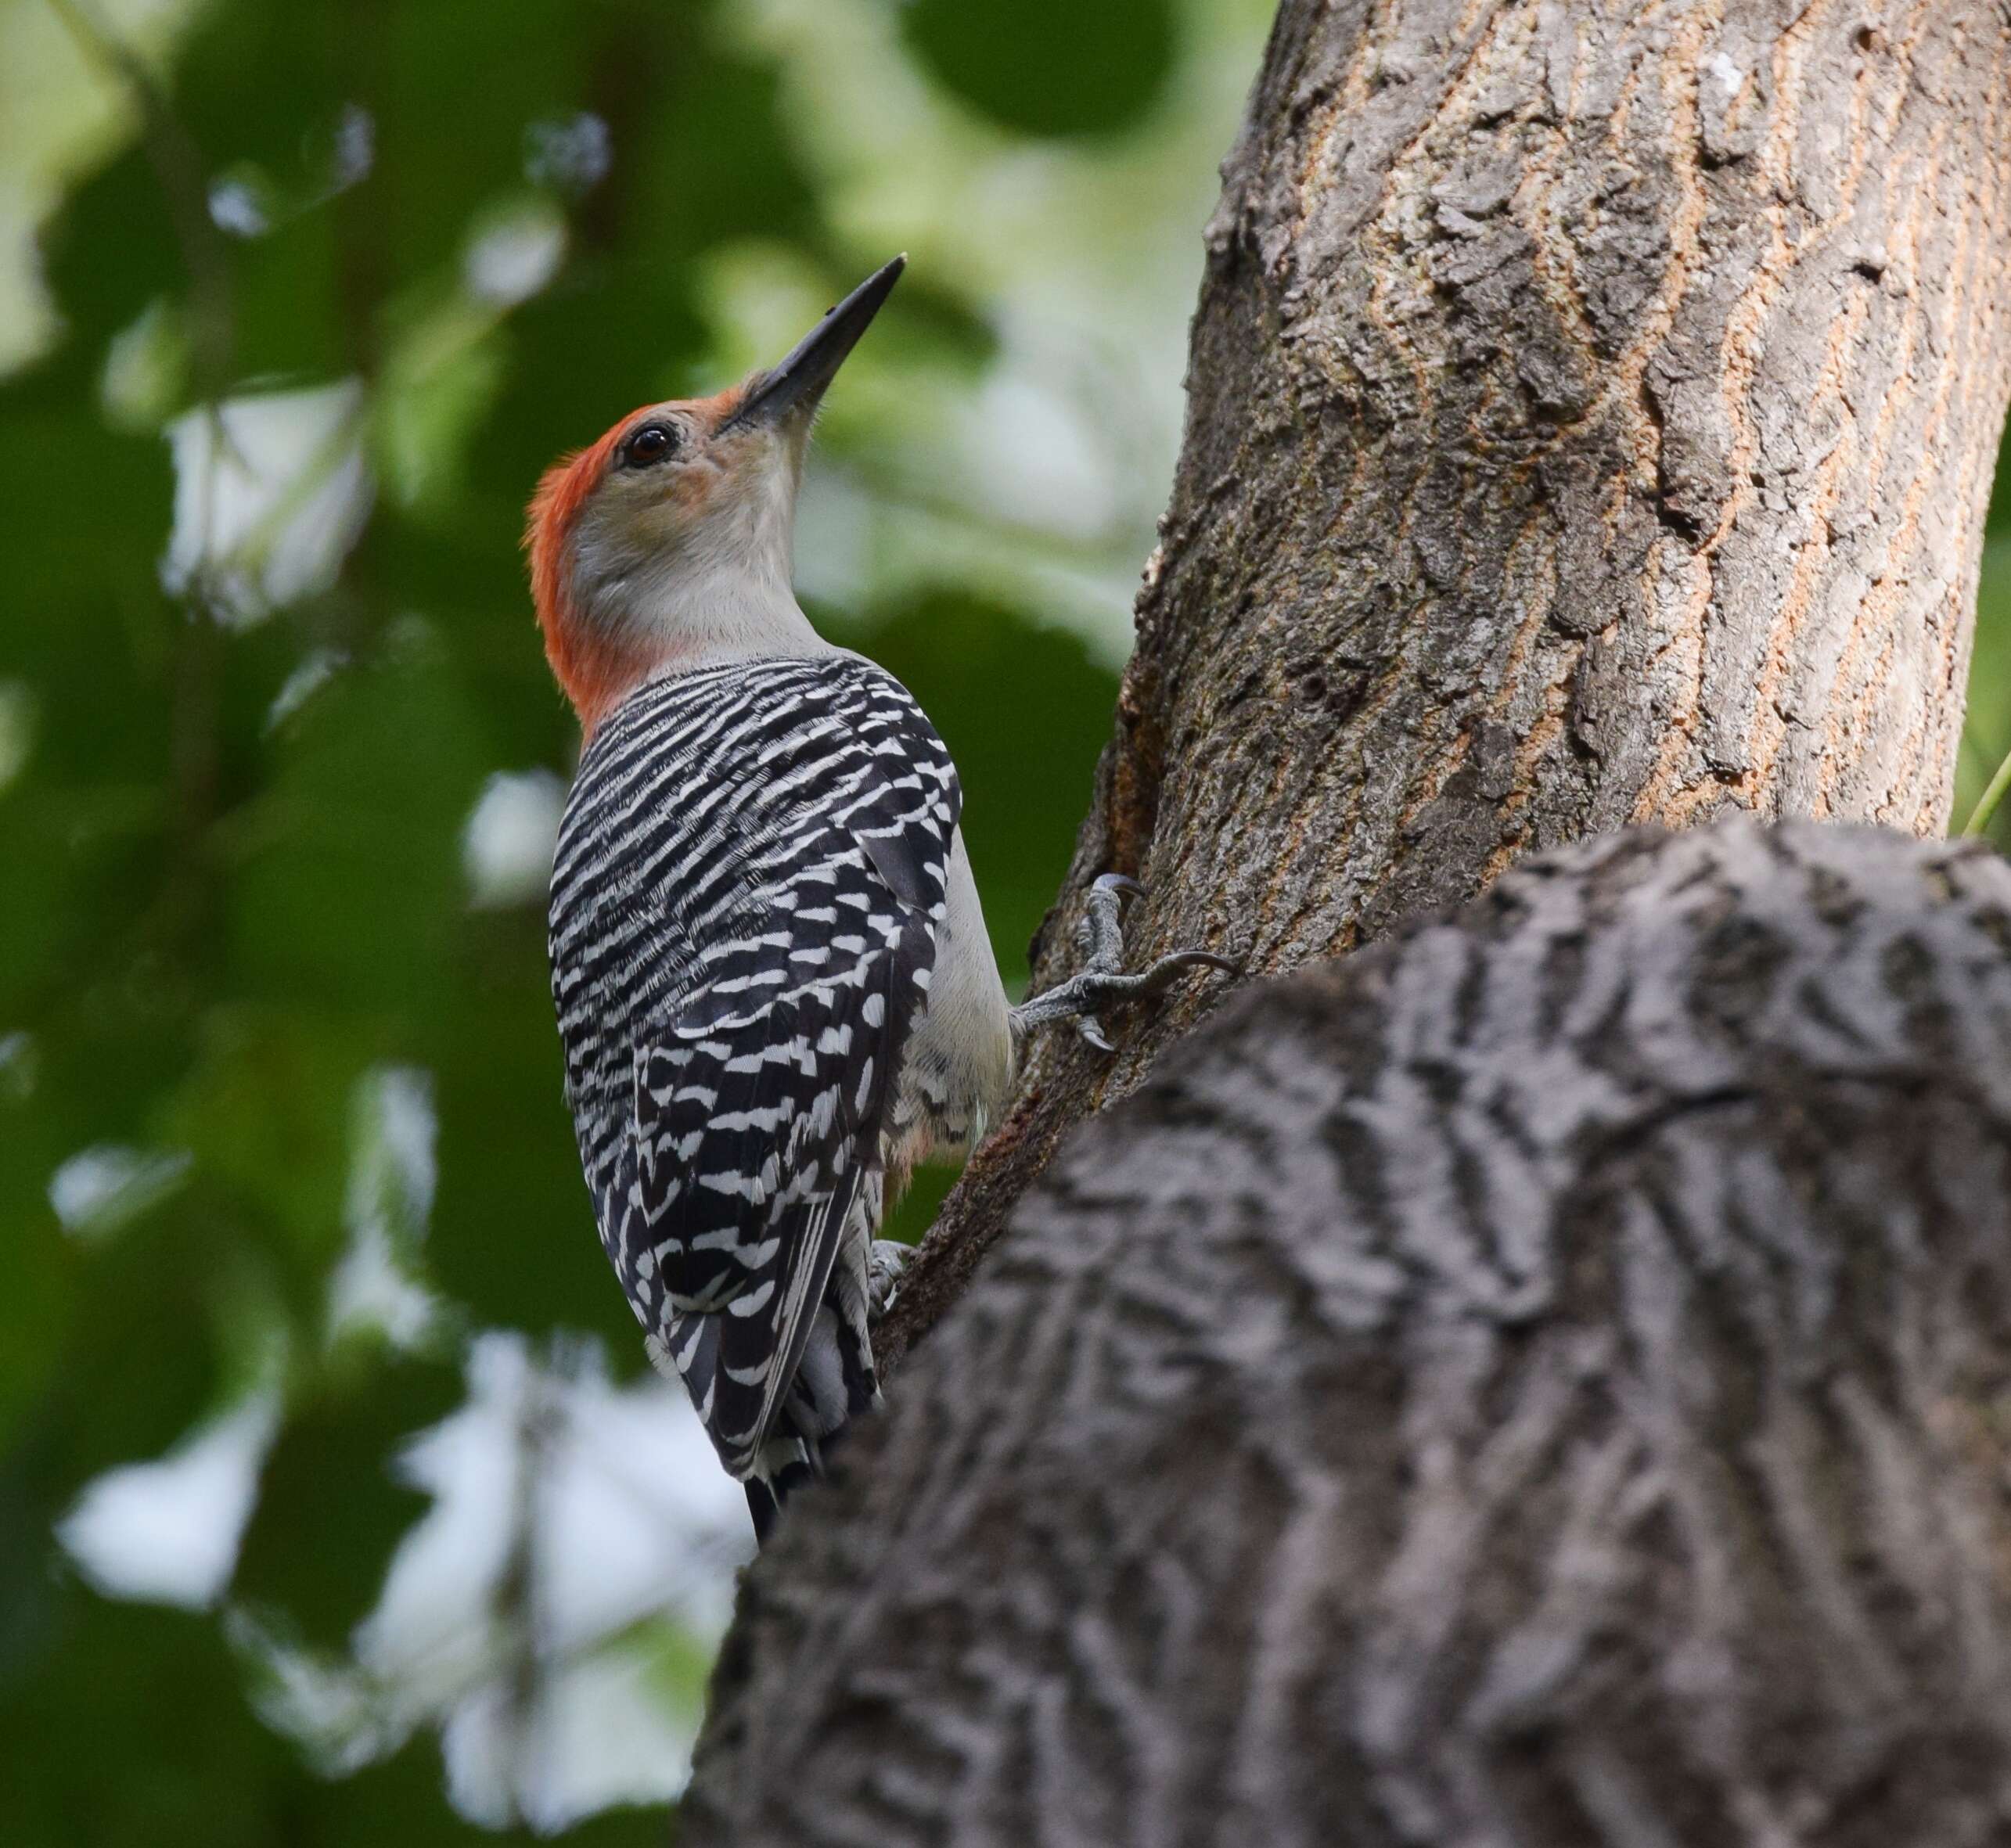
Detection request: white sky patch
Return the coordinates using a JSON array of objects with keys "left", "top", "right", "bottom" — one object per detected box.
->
[
  {"left": 265, "top": 646, "right": 347, "bottom": 732},
  {"left": 229, "top": 1608, "right": 394, "bottom": 1777},
  {"left": 464, "top": 202, "right": 567, "bottom": 307},
  {"left": 328, "top": 104, "right": 376, "bottom": 194},
  {"left": 329, "top": 1066, "right": 443, "bottom": 1351},
  {"left": 0, "top": 678, "right": 35, "bottom": 791},
  {"left": 0, "top": 1031, "right": 36, "bottom": 1104},
  {"left": 463, "top": 769, "right": 566, "bottom": 909},
  {"left": 326, "top": 1230, "right": 443, "bottom": 1354},
  {"left": 956, "top": 365, "right": 1117, "bottom": 541},
  {"left": 532, "top": 1354, "right": 749, "bottom": 1646},
  {"left": 351, "top": 1066, "right": 437, "bottom": 1230},
  {"left": 356, "top": 1336, "right": 526, "bottom": 1706},
  {"left": 792, "top": 468, "right": 873, "bottom": 608},
  {"left": 100, "top": 297, "right": 186, "bottom": 431},
  {"left": 48, "top": 1143, "right": 192, "bottom": 1240},
  {"left": 532, "top": 1644, "right": 702, "bottom": 1827},
  {"left": 162, "top": 379, "right": 372, "bottom": 627},
  {"left": 57, "top": 1387, "right": 282, "bottom": 1610},
  {"left": 207, "top": 173, "right": 272, "bottom": 238},
  {"left": 446, "top": 1637, "right": 703, "bottom": 1832},
  {"left": 246, "top": 1334, "right": 749, "bottom": 1828},
  {"left": 524, "top": 113, "right": 611, "bottom": 196},
  {"left": 358, "top": 1336, "right": 750, "bottom": 1683},
  {"left": 0, "top": 0, "right": 210, "bottom": 375}
]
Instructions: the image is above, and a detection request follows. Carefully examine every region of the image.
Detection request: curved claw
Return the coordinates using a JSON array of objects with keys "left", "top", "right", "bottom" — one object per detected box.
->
[
  {"left": 1135, "top": 948, "right": 1245, "bottom": 997},
  {"left": 1092, "top": 872, "right": 1146, "bottom": 903},
  {"left": 866, "top": 1238, "right": 912, "bottom": 1319},
  {"left": 1077, "top": 1016, "right": 1117, "bottom": 1054},
  {"left": 1167, "top": 949, "right": 1243, "bottom": 975}
]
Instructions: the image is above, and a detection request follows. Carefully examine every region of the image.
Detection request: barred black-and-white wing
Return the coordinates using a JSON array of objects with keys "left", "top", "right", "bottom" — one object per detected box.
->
[{"left": 548, "top": 655, "right": 959, "bottom": 1497}]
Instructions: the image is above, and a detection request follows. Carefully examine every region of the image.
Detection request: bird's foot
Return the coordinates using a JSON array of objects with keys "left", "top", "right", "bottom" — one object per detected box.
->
[
  {"left": 1009, "top": 873, "right": 1240, "bottom": 1053},
  {"left": 866, "top": 1239, "right": 912, "bottom": 1320}
]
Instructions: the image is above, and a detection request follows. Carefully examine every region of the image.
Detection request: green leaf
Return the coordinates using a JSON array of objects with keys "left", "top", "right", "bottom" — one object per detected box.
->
[{"left": 901, "top": 0, "right": 1178, "bottom": 140}]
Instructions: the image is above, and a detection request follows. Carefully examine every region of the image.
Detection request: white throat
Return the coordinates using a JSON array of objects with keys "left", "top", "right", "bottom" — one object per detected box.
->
[{"left": 570, "top": 443, "right": 834, "bottom": 671}]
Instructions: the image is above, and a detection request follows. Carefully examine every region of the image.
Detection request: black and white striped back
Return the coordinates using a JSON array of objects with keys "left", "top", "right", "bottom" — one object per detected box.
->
[{"left": 549, "top": 654, "right": 959, "bottom": 1531}]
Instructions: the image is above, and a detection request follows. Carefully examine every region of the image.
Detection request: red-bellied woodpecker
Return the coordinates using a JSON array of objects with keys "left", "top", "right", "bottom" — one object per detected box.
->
[{"left": 529, "top": 257, "right": 1236, "bottom": 1541}]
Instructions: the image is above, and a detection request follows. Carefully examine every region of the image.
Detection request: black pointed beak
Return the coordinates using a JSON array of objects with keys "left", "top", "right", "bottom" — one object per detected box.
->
[{"left": 722, "top": 255, "right": 907, "bottom": 434}]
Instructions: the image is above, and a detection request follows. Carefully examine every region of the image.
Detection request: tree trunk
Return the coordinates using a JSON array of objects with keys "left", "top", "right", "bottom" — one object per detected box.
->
[
  {"left": 880, "top": 0, "right": 2011, "bottom": 1373},
  {"left": 686, "top": 821, "right": 2011, "bottom": 1843},
  {"left": 683, "top": 4, "right": 2011, "bottom": 1836}
]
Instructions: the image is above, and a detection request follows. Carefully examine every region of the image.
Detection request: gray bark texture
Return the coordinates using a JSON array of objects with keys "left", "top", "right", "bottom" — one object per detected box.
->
[
  {"left": 686, "top": 821, "right": 2011, "bottom": 1844},
  {"left": 682, "top": 3, "right": 2011, "bottom": 1839},
  {"left": 880, "top": 0, "right": 2011, "bottom": 1373}
]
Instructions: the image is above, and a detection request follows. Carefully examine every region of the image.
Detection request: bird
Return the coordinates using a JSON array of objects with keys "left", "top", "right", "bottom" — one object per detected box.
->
[{"left": 529, "top": 256, "right": 1236, "bottom": 1542}]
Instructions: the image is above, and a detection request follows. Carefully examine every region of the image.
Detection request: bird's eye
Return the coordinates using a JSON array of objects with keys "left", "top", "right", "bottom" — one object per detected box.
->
[{"left": 622, "top": 422, "right": 678, "bottom": 468}]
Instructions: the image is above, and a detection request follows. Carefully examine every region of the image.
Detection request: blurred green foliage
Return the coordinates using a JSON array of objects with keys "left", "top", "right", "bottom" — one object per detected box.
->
[
  {"left": 1959, "top": 540, "right": 2011, "bottom": 835},
  {"left": 0, "top": 0, "right": 1272, "bottom": 1839},
  {"left": 2, "top": 0, "right": 2008, "bottom": 1841},
  {"left": 902, "top": 0, "right": 1177, "bottom": 138}
]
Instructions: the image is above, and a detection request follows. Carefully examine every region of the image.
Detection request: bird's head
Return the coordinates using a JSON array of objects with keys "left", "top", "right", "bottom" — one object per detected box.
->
[{"left": 527, "top": 255, "right": 905, "bottom": 732}]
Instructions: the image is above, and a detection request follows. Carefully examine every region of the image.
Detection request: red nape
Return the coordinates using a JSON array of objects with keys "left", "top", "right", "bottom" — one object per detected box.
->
[{"left": 523, "top": 419, "right": 642, "bottom": 736}]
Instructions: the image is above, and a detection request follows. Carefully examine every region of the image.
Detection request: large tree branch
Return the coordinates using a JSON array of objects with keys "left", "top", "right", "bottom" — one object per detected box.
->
[
  {"left": 681, "top": 6, "right": 2011, "bottom": 1831},
  {"left": 880, "top": 0, "right": 2011, "bottom": 1375},
  {"left": 688, "top": 820, "right": 2011, "bottom": 1842}
]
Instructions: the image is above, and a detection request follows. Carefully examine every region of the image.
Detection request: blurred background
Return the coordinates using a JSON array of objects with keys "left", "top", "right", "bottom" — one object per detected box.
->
[
  {"left": 0, "top": 0, "right": 1276, "bottom": 1840},
  {"left": 2, "top": 1, "right": 2009, "bottom": 1842}
]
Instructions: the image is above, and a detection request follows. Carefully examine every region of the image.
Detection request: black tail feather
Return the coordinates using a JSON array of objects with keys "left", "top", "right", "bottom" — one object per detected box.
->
[
  {"left": 745, "top": 1449, "right": 818, "bottom": 1546},
  {"left": 739, "top": 1267, "right": 883, "bottom": 1546}
]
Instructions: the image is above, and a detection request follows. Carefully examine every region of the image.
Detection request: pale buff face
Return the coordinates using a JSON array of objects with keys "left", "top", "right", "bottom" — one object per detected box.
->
[
  {"left": 528, "top": 258, "right": 906, "bottom": 724},
  {"left": 563, "top": 386, "right": 812, "bottom": 642}
]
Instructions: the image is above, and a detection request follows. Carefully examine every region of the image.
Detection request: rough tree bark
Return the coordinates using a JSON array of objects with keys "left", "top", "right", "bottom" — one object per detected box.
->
[
  {"left": 687, "top": 822, "right": 2011, "bottom": 1843},
  {"left": 881, "top": 0, "right": 2011, "bottom": 1371},
  {"left": 682, "top": 4, "right": 2011, "bottom": 1838}
]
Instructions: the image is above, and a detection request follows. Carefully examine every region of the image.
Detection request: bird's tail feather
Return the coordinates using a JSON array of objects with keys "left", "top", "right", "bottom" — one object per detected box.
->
[
  {"left": 655, "top": 1243, "right": 883, "bottom": 1547},
  {"left": 739, "top": 1286, "right": 883, "bottom": 1544},
  {"left": 745, "top": 1441, "right": 818, "bottom": 1544}
]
